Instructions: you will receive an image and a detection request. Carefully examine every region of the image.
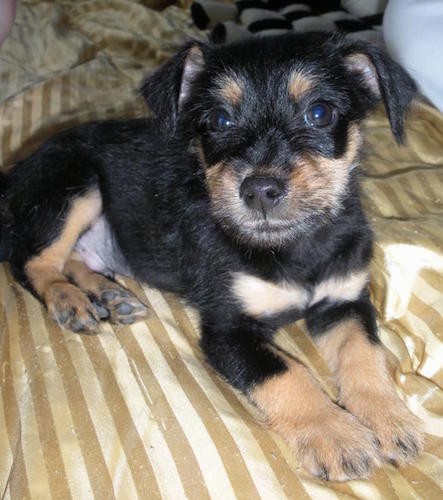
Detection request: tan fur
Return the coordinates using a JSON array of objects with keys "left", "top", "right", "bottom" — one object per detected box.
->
[
  {"left": 64, "top": 253, "right": 114, "bottom": 296},
  {"left": 252, "top": 356, "right": 380, "bottom": 481},
  {"left": 232, "top": 272, "right": 308, "bottom": 318},
  {"left": 204, "top": 161, "right": 244, "bottom": 217},
  {"left": 310, "top": 269, "right": 369, "bottom": 307},
  {"left": 25, "top": 190, "right": 102, "bottom": 298},
  {"left": 288, "top": 71, "right": 314, "bottom": 100},
  {"left": 316, "top": 319, "right": 424, "bottom": 465},
  {"left": 218, "top": 76, "right": 243, "bottom": 105},
  {"left": 288, "top": 124, "right": 361, "bottom": 214}
]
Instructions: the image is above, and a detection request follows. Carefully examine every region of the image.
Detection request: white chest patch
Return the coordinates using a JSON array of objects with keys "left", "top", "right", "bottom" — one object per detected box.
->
[
  {"left": 231, "top": 269, "right": 369, "bottom": 319},
  {"left": 310, "top": 270, "right": 370, "bottom": 307},
  {"left": 232, "top": 272, "right": 309, "bottom": 318}
]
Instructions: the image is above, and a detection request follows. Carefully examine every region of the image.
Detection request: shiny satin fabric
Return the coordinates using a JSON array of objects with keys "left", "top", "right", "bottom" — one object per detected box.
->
[{"left": 1, "top": 1, "right": 442, "bottom": 498}]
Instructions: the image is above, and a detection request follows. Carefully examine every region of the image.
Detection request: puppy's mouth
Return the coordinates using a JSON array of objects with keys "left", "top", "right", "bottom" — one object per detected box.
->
[{"left": 205, "top": 165, "right": 345, "bottom": 248}]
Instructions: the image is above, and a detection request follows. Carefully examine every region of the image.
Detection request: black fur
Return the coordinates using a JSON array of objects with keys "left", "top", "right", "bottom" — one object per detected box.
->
[{"left": 1, "top": 32, "right": 416, "bottom": 394}]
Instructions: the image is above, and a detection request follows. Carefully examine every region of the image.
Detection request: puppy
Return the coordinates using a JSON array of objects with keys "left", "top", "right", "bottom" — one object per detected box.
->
[{"left": 0, "top": 32, "right": 424, "bottom": 481}]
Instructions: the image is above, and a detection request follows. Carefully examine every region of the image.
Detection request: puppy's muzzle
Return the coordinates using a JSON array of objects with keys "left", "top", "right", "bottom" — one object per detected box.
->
[{"left": 240, "top": 176, "right": 286, "bottom": 213}]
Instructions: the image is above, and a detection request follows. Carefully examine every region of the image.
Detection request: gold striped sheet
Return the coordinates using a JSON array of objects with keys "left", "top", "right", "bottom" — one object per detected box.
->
[{"left": 1, "top": 1, "right": 443, "bottom": 498}]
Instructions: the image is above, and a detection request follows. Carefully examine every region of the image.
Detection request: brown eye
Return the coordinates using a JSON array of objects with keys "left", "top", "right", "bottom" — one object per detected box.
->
[
  {"left": 304, "top": 102, "right": 336, "bottom": 128},
  {"left": 209, "top": 109, "right": 235, "bottom": 130}
]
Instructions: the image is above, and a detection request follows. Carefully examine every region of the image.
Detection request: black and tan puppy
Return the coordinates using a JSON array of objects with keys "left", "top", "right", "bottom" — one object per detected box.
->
[{"left": 0, "top": 32, "right": 423, "bottom": 481}]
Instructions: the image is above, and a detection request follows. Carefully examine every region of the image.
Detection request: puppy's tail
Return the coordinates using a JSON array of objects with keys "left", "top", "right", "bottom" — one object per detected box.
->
[{"left": 0, "top": 172, "right": 12, "bottom": 262}]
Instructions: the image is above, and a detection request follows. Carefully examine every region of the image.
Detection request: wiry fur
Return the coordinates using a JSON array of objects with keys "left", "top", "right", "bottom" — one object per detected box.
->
[{"left": 0, "top": 32, "right": 423, "bottom": 481}]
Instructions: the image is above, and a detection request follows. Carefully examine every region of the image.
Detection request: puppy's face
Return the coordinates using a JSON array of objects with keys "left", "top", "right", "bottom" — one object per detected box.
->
[
  {"left": 143, "top": 34, "right": 416, "bottom": 248},
  {"left": 190, "top": 54, "right": 362, "bottom": 247}
]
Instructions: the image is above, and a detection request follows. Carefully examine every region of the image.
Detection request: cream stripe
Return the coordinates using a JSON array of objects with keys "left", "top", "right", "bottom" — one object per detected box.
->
[
  {"left": 415, "top": 275, "right": 443, "bottom": 312},
  {"left": 162, "top": 293, "right": 312, "bottom": 498},
  {"left": 402, "top": 465, "right": 443, "bottom": 498},
  {"left": 128, "top": 315, "right": 237, "bottom": 500},
  {"left": 403, "top": 465, "right": 443, "bottom": 499},
  {"left": 119, "top": 318, "right": 211, "bottom": 499},
  {"left": 63, "top": 332, "right": 141, "bottom": 499},
  {"left": 155, "top": 291, "right": 291, "bottom": 499},
  {"left": 367, "top": 180, "right": 407, "bottom": 217},
  {"left": 126, "top": 358, "right": 189, "bottom": 500},
  {"left": 408, "top": 299, "right": 443, "bottom": 359},
  {"left": 0, "top": 325, "right": 15, "bottom": 496},
  {"left": 0, "top": 267, "right": 52, "bottom": 498},
  {"left": 8, "top": 95, "right": 23, "bottom": 160},
  {"left": 96, "top": 324, "right": 187, "bottom": 500},
  {"left": 144, "top": 291, "right": 264, "bottom": 499},
  {"left": 416, "top": 172, "right": 442, "bottom": 208},
  {"left": 363, "top": 180, "right": 401, "bottom": 217},
  {"left": 0, "top": 324, "right": 33, "bottom": 499},
  {"left": 20, "top": 88, "right": 33, "bottom": 150},
  {"left": 416, "top": 452, "right": 443, "bottom": 488},
  {"left": 383, "top": 468, "right": 422, "bottom": 500},
  {"left": 42, "top": 320, "right": 117, "bottom": 499},
  {"left": 30, "top": 83, "right": 44, "bottom": 134},
  {"left": 397, "top": 176, "right": 430, "bottom": 214},
  {"left": 347, "top": 481, "right": 383, "bottom": 500},
  {"left": 21, "top": 293, "right": 94, "bottom": 499},
  {"left": 80, "top": 330, "right": 160, "bottom": 499},
  {"left": 49, "top": 76, "right": 62, "bottom": 120},
  {"left": 0, "top": 99, "right": 13, "bottom": 168},
  {"left": 41, "top": 79, "right": 52, "bottom": 126},
  {"left": 369, "top": 470, "right": 402, "bottom": 500},
  {"left": 299, "top": 480, "right": 342, "bottom": 500},
  {"left": 12, "top": 286, "right": 72, "bottom": 499}
]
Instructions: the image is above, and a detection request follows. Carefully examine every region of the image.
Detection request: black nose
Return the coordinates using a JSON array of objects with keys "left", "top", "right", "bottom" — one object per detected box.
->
[{"left": 240, "top": 176, "right": 286, "bottom": 212}]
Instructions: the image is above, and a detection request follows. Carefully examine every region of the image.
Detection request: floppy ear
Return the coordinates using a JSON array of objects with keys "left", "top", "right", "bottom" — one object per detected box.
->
[
  {"left": 140, "top": 41, "right": 206, "bottom": 132},
  {"left": 343, "top": 42, "right": 417, "bottom": 143}
]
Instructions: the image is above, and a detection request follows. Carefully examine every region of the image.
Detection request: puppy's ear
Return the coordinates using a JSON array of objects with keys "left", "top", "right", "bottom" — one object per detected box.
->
[
  {"left": 343, "top": 42, "right": 417, "bottom": 143},
  {"left": 141, "top": 41, "right": 206, "bottom": 131}
]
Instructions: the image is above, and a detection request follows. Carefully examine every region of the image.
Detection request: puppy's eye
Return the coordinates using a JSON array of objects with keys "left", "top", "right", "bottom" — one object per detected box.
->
[
  {"left": 304, "top": 102, "right": 336, "bottom": 128},
  {"left": 209, "top": 109, "right": 235, "bottom": 130}
]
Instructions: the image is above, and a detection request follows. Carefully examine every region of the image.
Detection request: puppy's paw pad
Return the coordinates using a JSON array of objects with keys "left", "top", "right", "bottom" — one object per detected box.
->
[
  {"left": 99, "top": 287, "right": 148, "bottom": 325},
  {"left": 46, "top": 283, "right": 100, "bottom": 333}
]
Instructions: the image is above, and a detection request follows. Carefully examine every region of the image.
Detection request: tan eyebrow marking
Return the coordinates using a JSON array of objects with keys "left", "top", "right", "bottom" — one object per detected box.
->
[
  {"left": 218, "top": 76, "right": 243, "bottom": 105},
  {"left": 288, "top": 70, "right": 314, "bottom": 100}
]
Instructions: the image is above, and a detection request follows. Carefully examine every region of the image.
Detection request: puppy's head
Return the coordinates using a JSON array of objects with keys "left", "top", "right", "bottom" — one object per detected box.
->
[{"left": 142, "top": 33, "right": 416, "bottom": 248}]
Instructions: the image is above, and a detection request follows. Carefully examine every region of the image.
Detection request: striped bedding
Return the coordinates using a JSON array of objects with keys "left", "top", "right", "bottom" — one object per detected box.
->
[{"left": 1, "top": 1, "right": 443, "bottom": 498}]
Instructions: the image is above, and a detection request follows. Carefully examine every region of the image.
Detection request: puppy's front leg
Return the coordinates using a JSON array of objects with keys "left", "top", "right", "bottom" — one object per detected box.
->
[
  {"left": 200, "top": 315, "right": 380, "bottom": 481},
  {"left": 306, "top": 294, "right": 424, "bottom": 468}
]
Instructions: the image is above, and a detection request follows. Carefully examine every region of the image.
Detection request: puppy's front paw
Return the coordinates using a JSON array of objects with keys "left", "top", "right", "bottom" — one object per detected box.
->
[
  {"left": 46, "top": 282, "right": 100, "bottom": 333},
  {"left": 289, "top": 407, "right": 381, "bottom": 481},
  {"left": 345, "top": 392, "right": 424, "bottom": 467}
]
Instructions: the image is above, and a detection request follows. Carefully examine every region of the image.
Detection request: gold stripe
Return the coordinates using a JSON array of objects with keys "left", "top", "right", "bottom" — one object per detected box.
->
[
  {"left": 0, "top": 99, "right": 13, "bottom": 169},
  {"left": 118, "top": 323, "right": 211, "bottom": 500},
  {"left": 1, "top": 267, "right": 63, "bottom": 497},
  {"left": 80, "top": 333, "right": 162, "bottom": 499},
  {"left": 0, "top": 299, "right": 31, "bottom": 498},
  {"left": 20, "top": 90, "right": 33, "bottom": 152},
  {"left": 158, "top": 293, "right": 265, "bottom": 499},
  {"left": 42, "top": 317, "right": 117, "bottom": 498},
  {"left": 8, "top": 278, "right": 73, "bottom": 498},
  {"left": 161, "top": 292, "right": 312, "bottom": 498},
  {"left": 129, "top": 289, "right": 238, "bottom": 499},
  {"left": 402, "top": 465, "right": 443, "bottom": 498}
]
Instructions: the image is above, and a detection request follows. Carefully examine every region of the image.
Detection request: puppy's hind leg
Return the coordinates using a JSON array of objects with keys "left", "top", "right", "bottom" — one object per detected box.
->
[
  {"left": 23, "top": 189, "right": 105, "bottom": 332},
  {"left": 64, "top": 253, "right": 148, "bottom": 326}
]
